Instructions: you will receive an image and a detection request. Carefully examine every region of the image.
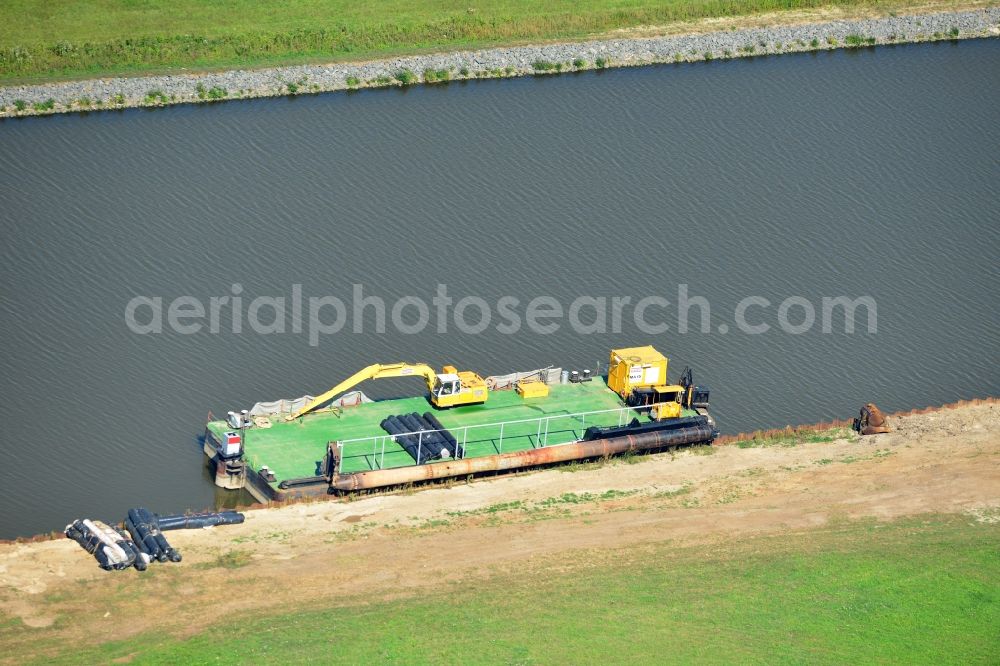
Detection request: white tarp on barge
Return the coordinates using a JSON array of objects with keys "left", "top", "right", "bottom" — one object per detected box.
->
[
  {"left": 485, "top": 367, "right": 562, "bottom": 390},
  {"left": 249, "top": 390, "right": 373, "bottom": 416}
]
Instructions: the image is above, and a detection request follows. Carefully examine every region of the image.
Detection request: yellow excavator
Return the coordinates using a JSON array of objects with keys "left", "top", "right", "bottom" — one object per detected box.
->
[{"left": 285, "top": 362, "right": 488, "bottom": 420}]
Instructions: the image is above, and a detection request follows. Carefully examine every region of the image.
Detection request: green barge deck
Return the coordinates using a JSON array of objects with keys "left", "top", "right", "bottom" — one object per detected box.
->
[{"left": 206, "top": 378, "right": 696, "bottom": 491}]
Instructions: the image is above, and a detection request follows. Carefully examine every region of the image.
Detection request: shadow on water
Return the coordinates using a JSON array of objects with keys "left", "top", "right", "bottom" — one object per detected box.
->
[{"left": 200, "top": 461, "right": 258, "bottom": 510}]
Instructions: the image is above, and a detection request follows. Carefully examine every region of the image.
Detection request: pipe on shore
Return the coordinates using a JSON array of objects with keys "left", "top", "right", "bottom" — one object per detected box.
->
[
  {"left": 330, "top": 423, "right": 715, "bottom": 492},
  {"left": 157, "top": 511, "right": 246, "bottom": 530}
]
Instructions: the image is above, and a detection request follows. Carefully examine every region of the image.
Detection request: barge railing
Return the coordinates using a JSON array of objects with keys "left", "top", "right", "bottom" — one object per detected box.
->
[{"left": 335, "top": 403, "right": 654, "bottom": 474}]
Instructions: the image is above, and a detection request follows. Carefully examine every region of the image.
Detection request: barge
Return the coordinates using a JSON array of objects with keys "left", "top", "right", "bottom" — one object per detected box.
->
[{"left": 203, "top": 345, "right": 717, "bottom": 502}]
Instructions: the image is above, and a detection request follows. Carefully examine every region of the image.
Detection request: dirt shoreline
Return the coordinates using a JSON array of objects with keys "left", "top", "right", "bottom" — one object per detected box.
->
[
  {"left": 0, "top": 398, "right": 996, "bottom": 656},
  {"left": 1, "top": 397, "right": 993, "bottom": 545},
  {"left": 1, "top": 5, "right": 997, "bottom": 118}
]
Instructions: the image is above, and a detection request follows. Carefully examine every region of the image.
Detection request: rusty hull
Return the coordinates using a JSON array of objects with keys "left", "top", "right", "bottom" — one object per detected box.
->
[{"left": 329, "top": 422, "right": 716, "bottom": 492}]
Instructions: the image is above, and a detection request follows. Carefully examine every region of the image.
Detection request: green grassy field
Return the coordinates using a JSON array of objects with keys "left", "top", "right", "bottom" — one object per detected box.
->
[
  {"left": 34, "top": 514, "right": 1000, "bottom": 664},
  {"left": 1, "top": 0, "right": 908, "bottom": 84}
]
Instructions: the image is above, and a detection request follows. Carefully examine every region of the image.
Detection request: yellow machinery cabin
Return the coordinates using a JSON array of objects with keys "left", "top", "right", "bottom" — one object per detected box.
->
[
  {"left": 649, "top": 385, "right": 684, "bottom": 419},
  {"left": 433, "top": 365, "right": 489, "bottom": 408}
]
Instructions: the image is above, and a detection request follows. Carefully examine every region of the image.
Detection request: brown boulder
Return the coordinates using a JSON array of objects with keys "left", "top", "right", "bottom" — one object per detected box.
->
[{"left": 853, "top": 403, "right": 891, "bottom": 435}]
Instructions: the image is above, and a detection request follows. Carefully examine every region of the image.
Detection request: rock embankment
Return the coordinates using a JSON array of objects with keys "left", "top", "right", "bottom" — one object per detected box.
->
[{"left": 1, "top": 8, "right": 997, "bottom": 117}]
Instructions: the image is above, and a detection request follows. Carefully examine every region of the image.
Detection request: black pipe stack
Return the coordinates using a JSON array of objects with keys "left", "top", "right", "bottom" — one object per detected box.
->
[
  {"left": 114, "top": 526, "right": 147, "bottom": 571},
  {"left": 64, "top": 519, "right": 137, "bottom": 571},
  {"left": 381, "top": 412, "right": 460, "bottom": 464},
  {"left": 66, "top": 508, "right": 245, "bottom": 572},
  {"left": 423, "top": 412, "right": 464, "bottom": 458},
  {"left": 126, "top": 507, "right": 182, "bottom": 563},
  {"left": 398, "top": 413, "right": 451, "bottom": 459},
  {"left": 381, "top": 415, "right": 432, "bottom": 464}
]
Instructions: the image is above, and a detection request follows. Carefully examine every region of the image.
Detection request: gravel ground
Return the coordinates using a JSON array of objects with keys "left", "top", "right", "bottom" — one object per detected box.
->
[{"left": 1, "top": 8, "right": 997, "bottom": 117}]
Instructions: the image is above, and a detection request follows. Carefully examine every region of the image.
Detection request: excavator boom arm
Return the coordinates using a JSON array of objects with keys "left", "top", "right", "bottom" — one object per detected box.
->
[{"left": 286, "top": 363, "right": 438, "bottom": 420}]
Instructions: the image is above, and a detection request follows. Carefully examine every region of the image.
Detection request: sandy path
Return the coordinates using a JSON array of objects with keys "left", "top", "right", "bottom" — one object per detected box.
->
[{"left": 0, "top": 402, "right": 996, "bottom": 658}]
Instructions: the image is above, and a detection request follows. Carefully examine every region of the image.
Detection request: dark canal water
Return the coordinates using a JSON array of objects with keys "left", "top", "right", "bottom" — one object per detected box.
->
[{"left": 1, "top": 39, "right": 997, "bottom": 538}]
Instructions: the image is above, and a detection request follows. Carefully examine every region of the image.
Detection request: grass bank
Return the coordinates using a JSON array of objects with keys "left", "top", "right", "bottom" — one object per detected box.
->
[
  {"left": 25, "top": 513, "right": 1000, "bottom": 664},
  {"left": 0, "top": 0, "right": 980, "bottom": 84}
]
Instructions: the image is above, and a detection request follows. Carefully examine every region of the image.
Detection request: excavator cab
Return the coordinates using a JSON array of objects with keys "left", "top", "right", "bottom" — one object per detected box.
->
[
  {"left": 433, "top": 373, "right": 462, "bottom": 397},
  {"left": 431, "top": 368, "right": 488, "bottom": 408}
]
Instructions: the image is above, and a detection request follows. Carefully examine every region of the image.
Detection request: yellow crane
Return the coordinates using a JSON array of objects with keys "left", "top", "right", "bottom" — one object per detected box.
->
[{"left": 285, "top": 362, "right": 488, "bottom": 420}]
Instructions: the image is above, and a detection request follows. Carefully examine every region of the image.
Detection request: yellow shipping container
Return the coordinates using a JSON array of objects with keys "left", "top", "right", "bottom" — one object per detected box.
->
[{"left": 607, "top": 345, "right": 669, "bottom": 399}]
